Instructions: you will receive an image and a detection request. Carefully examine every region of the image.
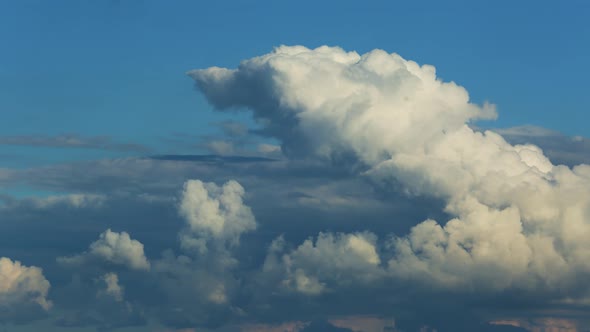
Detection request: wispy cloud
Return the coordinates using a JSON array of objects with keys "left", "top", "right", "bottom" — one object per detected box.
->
[{"left": 0, "top": 134, "right": 151, "bottom": 153}]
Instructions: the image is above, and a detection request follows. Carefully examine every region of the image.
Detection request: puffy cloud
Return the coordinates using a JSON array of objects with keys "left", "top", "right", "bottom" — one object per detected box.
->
[
  {"left": 59, "top": 229, "right": 150, "bottom": 271},
  {"left": 265, "top": 232, "right": 382, "bottom": 295},
  {"left": 188, "top": 45, "right": 496, "bottom": 162},
  {"left": 178, "top": 179, "right": 256, "bottom": 253},
  {"left": 191, "top": 45, "right": 590, "bottom": 300},
  {"left": 0, "top": 257, "right": 51, "bottom": 319}
]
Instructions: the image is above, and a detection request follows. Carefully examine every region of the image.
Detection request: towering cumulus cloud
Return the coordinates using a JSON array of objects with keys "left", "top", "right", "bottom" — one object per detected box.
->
[{"left": 189, "top": 46, "right": 590, "bottom": 300}]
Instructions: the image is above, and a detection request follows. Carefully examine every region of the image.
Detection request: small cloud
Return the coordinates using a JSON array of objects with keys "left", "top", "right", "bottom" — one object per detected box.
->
[
  {"left": 205, "top": 140, "right": 235, "bottom": 155},
  {"left": 98, "top": 272, "right": 124, "bottom": 302},
  {"left": 257, "top": 143, "right": 282, "bottom": 155},
  {"left": 217, "top": 120, "right": 249, "bottom": 137},
  {"left": 58, "top": 229, "right": 150, "bottom": 271}
]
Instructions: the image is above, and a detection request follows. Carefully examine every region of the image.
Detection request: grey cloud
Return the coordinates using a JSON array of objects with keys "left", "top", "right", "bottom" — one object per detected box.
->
[
  {"left": 0, "top": 134, "right": 151, "bottom": 153},
  {"left": 218, "top": 120, "right": 249, "bottom": 138}
]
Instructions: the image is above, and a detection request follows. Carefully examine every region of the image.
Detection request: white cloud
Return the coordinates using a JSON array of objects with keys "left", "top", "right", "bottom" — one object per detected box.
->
[
  {"left": 0, "top": 257, "right": 51, "bottom": 311},
  {"left": 178, "top": 179, "right": 256, "bottom": 254},
  {"left": 191, "top": 45, "right": 590, "bottom": 299},
  {"left": 59, "top": 229, "right": 150, "bottom": 271}
]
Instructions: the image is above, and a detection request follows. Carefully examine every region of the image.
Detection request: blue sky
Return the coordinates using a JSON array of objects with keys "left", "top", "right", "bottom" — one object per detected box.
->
[
  {"left": 2, "top": 2, "right": 590, "bottom": 331},
  {"left": 1, "top": 0, "right": 589, "bottom": 165}
]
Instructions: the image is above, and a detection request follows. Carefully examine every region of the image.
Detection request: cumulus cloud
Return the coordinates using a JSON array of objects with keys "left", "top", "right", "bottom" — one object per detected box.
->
[
  {"left": 265, "top": 232, "right": 382, "bottom": 295},
  {"left": 0, "top": 257, "right": 51, "bottom": 320},
  {"left": 59, "top": 229, "right": 150, "bottom": 270},
  {"left": 190, "top": 45, "right": 590, "bottom": 301},
  {"left": 178, "top": 179, "right": 256, "bottom": 254},
  {"left": 188, "top": 45, "right": 496, "bottom": 162},
  {"left": 3, "top": 44, "right": 589, "bottom": 331}
]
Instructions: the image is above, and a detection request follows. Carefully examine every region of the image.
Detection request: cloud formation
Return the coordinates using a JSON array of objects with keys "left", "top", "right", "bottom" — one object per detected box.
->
[
  {"left": 1, "top": 45, "right": 589, "bottom": 331},
  {"left": 190, "top": 45, "right": 590, "bottom": 301}
]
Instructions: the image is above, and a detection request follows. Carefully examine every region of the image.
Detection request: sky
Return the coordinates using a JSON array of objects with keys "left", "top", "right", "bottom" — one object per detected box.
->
[{"left": 1, "top": 1, "right": 590, "bottom": 332}]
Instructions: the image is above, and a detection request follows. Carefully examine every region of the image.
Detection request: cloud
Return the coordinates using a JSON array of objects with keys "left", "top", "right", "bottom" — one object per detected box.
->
[
  {"left": 178, "top": 179, "right": 256, "bottom": 254},
  {"left": 99, "top": 272, "right": 124, "bottom": 302},
  {"left": 265, "top": 232, "right": 382, "bottom": 295},
  {"left": 2, "top": 45, "right": 589, "bottom": 331},
  {"left": 0, "top": 134, "right": 151, "bottom": 153},
  {"left": 188, "top": 45, "right": 497, "bottom": 162},
  {"left": 58, "top": 229, "right": 150, "bottom": 271},
  {"left": 0, "top": 257, "right": 51, "bottom": 321},
  {"left": 190, "top": 45, "right": 590, "bottom": 326},
  {"left": 205, "top": 140, "right": 236, "bottom": 155},
  {"left": 0, "top": 193, "right": 105, "bottom": 210}
]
